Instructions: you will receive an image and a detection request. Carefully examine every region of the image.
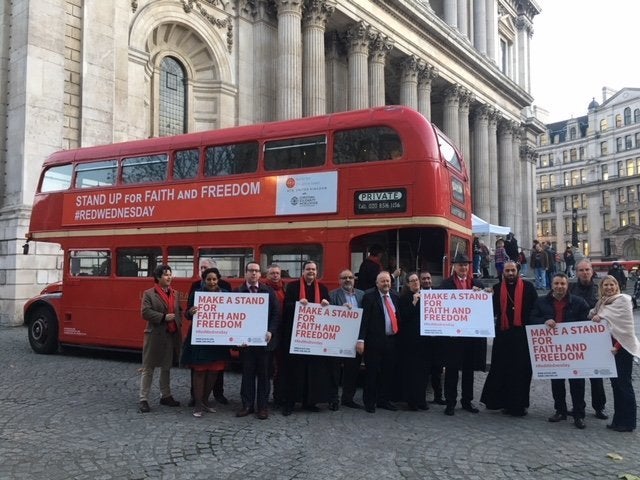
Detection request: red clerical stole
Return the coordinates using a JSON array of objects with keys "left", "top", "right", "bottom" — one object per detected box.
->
[
  {"left": 154, "top": 285, "right": 177, "bottom": 333},
  {"left": 384, "top": 294, "right": 398, "bottom": 334},
  {"left": 500, "top": 279, "right": 524, "bottom": 331},
  {"left": 298, "top": 277, "right": 321, "bottom": 303}
]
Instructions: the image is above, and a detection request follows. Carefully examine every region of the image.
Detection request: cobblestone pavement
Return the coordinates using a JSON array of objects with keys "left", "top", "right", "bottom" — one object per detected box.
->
[{"left": 1, "top": 326, "right": 639, "bottom": 480}]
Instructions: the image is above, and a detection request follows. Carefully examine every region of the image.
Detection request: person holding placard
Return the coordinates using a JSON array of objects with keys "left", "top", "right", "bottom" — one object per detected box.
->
[
  {"left": 531, "top": 272, "right": 590, "bottom": 429},
  {"left": 281, "top": 261, "right": 332, "bottom": 416},
  {"left": 480, "top": 260, "right": 538, "bottom": 417},
  {"left": 588, "top": 275, "right": 640, "bottom": 432},
  {"left": 235, "top": 262, "right": 280, "bottom": 420},
  {"left": 438, "top": 253, "right": 487, "bottom": 416}
]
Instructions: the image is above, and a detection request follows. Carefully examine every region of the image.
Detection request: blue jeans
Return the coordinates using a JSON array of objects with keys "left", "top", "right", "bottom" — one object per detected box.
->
[{"left": 534, "top": 267, "right": 546, "bottom": 289}]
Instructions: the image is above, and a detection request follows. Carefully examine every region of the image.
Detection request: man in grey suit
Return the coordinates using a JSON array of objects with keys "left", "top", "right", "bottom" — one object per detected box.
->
[{"left": 329, "top": 269, "right": 365, "bottom": 409}]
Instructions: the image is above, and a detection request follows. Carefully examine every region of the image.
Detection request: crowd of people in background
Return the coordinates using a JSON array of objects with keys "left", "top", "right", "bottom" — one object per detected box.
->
[{"left": 136, "top": 246, "right": 640, "bottom": 433}]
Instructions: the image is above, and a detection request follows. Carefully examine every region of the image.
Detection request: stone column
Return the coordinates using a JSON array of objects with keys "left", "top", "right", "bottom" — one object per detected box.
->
[
  {"left": 276, "top": 0, "right": 303, "bottom": 120},
  {"left": 368, "top": 32, "right": 393, "bottom": 108},
  {"left": 457, "top": 0, "right": 468, "bottom": 37},
  {"left": 485, "top": 0, "right": 497, "bottom": 62},
  {"left": 487, "top": 108, "right": 499, "bottom": 223},
  {"left": 516, "top": 16, "right": 531, "bottom": 92},
  {"left": 443, "top": 85, "right": 461, "bottom": 147},
  {"left": 458, "top": 88, "right": 473, "bottom": 171},
  {"left": 252, "top": 1, "right": 277, "bottom": 123},
  {"left": 472, "top": 105, "right": 491, "bottom": 221},
  {"left": 511, "top": 124, "right": 522, "bottom": 235},
  {"left": 345, "top": 22, "right": 371, "bottom": 111},
  {"left": 399, "top": 56, "right": 419, "bottom": 110},
  {"left": 497, "top": 119, "right": 515, "bottom": 229},
  {"left": 474, "top": 0, "right": 487, "bottom": 54},
  {"left": 302, "top": 0, "right": 335, "bottom": 117},
  {"left": 325, "top": 31, "right": 347, "bottom": 113},
  {"left": 520, "top": 146, "right": 536, "bottom": 245},
  {"left": 417, "top": 63, "right": 437, "bottom": 120},
  {"left": 444, "top": 0, "right": 458, "bottom": 28}
]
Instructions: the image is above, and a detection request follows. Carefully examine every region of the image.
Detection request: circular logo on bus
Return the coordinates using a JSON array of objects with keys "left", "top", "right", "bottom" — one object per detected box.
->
[
  {"left": 286, "top": 178, "right": 296, "bottom": 188},
  {"left": 290, "top": 197, "right": 298, "bottom": 206}
]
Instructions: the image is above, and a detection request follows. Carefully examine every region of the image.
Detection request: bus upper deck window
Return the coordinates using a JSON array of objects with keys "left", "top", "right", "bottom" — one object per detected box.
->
[
  {"left": 264, "top": 135, "right": 326, "bottom": 171},
  {"left": 333, "top": 127, "right": 402, "bottom": 164},
  {"left": 122, "top": 154, "right": 168, "bottom": 184},
  {"left": 74, "top": 160, "right": 118, "bottom": 188},
  {"left": 173, "top": 149, "right": 200, "bottom": 180},
  {"left": 438, "top": 133, "right": 462, "bottom": 171},
  {"left": 205, "top": 142, "right": 258, "bottom": 177},
  {"left": 40, "top": 164, "right": 73, "bottom": 192}
]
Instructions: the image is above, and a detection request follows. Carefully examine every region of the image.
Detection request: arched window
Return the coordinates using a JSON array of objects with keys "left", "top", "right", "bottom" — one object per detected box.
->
[
  {"left": 616, "top": 114, "right": 622, "bottom": 128},
  {"left": 159, "top": 57, "right": 187, "bottom": 137},
  {"left": 624, "top": 107, "right": 632, "bottom": 125},
  {"left": 635, "top": 109, "right": 640, "bottom": 123},
  {"left": 600, "top": 119, "right": 608, "bottom": 132},
  {"left": 569, "top": 127, "right": 576, "bottom": 140}
]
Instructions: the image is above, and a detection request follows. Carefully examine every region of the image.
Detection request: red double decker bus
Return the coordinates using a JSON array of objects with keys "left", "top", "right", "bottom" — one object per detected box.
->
[{"left": 23, "top": 106, "right": 472, "bottom": 353}]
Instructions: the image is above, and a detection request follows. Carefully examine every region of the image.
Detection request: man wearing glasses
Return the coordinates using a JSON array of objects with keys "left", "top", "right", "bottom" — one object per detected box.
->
[{"left": 329, "top": 269, "right": 365, "bottom": 409}]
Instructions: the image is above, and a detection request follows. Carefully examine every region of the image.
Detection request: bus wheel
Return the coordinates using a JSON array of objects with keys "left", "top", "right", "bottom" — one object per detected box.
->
[{"left": 28, "top": 307, "right": 59, "bottom": 354}]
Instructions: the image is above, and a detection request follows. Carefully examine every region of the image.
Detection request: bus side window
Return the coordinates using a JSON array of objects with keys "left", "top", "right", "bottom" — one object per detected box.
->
[
  {"left": 75, "top": 160, "right": 118, "bottom": 188},
  {"left": 167, "top": 246, "right": 194, "bottom": 277},
  {"left": 198, "top": 247, "right": 254, "bottom": 278},
  {"left": 205, "top": 142, "right": 258, "bottom": 177},
  {"left": 333, "top": 127, "right": 402, "bottom": 164},
  {"left": 173, "top": 149, "right": 199, "bottom": 180},
  {"left": 122, "top": 154, "right": 168, "bottom": 184},
  {"left": 69, "top": 250, "right": 111, "bottom": 276},
  {"left": 260, "top": 244, "right": 323, "bottom": 278},
  {"left": 116, "top": 247, "right": 162, "bottom": 277},
  {"left": 40, "top": 164, "right": 73, "bottom": 192},
  {"left": 264, "top": 135, "right": 326, "bottom": 171}
]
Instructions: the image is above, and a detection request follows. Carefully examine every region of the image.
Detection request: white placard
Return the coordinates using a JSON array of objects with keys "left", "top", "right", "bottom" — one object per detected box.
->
[
  {"left": 420, "top": 289, "right": 495, "bottom": 337},
  {"left": 275, "top": 171, "right": 338, "bottom": 215},
  {"left": 289, "top": 302, "right": 362, "bottom": 358},
  {"left": 526, "top": 321, "right": 618, "bottom": 379},
  {"left": 191, "top": 292, "right": 268, "bottom": 346}
]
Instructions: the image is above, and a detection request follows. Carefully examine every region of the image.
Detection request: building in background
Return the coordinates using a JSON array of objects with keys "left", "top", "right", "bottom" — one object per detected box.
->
[
  {"left": 535, "top": 87, "right": 640, "bottom": 260},
  {"left": 0, "top": 0, "right": 542, "bottom": 325}
]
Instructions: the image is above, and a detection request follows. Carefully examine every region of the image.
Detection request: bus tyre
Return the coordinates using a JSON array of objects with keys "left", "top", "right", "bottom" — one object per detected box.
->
[{"left": 28, "top": 307, "right": 59, "bottom": 354}]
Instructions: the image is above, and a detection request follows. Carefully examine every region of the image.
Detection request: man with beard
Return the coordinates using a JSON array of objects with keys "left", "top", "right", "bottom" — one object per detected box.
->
[
  {"left": 531, "top": 272, "right": 590, "bottom": 429},
  {"left": 569, "top": 260, "right": 608, "bottom": 420},
  {"left": 281, "top": 261, "right": 332, "bottom": 415},
  {"left": 481, "top": 260, "right": 538, "bottom": 416}
]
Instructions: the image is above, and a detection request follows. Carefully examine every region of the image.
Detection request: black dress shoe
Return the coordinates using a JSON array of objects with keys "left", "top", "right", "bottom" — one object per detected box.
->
[
  {"left": 611, "top": 425, "right": 634, "bottom": 432},
  {"left": 235, "top": 407, "right": 254, "bottom": 418},
  {"left": 303, "top": 404, "right": 320, "bottom": 412},
  {"left": 444, "top": 405, "right": 455, "bottom": 416},
  {"left": 341, "top": 400, "right": 363, "bottom": 409},
  {"left": 594, "top": 410, "right": 609, "bottom": 420},
  {"left": 282, "top": 406, "right": 293, "bottom": 416},
  {"left": 256, "top": 409, "right": 268, "bottom": 420},
  {"left": 407, "top": 403, "right": 419, "bottom": 411},
  {"left": 377, "top": 402, "right": 398, "bottom": 411},
  {"left": 139, "top": 400, "right": 151, "bottom": 413},
  {"left": 215, "top": 395, "right": 229, "bottom": 405},
  {"left": 365, "top": 405, "right": 376, "bottom": 413},
  {"left": 461, "top": 402, "right": 479, "bottom": 413},
  {"left": 574, "top": 418, "right": 586, "bottom": 429},
  {"left": 417, "top": 403, "right": 429, "bottom": 411},
  {"left": 328, "top": 402, "right": 339, "bottom": 411},
  {"left": 548, "top": 412, "right": 567, "bottom": 422},
  {"left": 431, "top": 397, "right": 447, "bottom": 405},
  {"left": 159, "top": 396, "right": 180, "bottom": 407}
]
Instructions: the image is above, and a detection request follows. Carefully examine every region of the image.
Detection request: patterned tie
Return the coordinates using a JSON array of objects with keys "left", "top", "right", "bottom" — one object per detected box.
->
[
  {"left": 384, "top": 294, "right": 398, "bottom": 334},
  {"left": 250, "top": 285, "right": 258, "bottom": 293}
]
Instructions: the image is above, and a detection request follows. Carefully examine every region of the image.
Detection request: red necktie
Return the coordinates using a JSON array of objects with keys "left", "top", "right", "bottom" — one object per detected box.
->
[{"left": 384, "top": 294, "right": 398, "bottom": 334}]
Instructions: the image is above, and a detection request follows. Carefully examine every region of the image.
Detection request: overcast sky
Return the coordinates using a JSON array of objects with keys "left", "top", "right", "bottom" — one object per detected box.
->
[{"left": 530, "top": 0, "right": 640, "bottom": 122}]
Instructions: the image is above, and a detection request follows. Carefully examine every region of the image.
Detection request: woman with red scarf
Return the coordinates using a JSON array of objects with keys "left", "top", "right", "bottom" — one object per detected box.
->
[
  {"left": 480, "top": 260, "right": 538, "bottom": 416},
  {"left": 138, "top": 265, "right": 183, "bottom": 413},
  {"left": 281, "top": 261, "right": 332, "bottom": 415}
]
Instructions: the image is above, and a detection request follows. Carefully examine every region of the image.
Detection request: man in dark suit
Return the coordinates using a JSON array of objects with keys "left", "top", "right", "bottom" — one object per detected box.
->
[
  {"left": 357, "top": 271, "right": 400, "bottom": 413},
  {"left": 356, "top": 244, "right": 383, "bottom": 291},
  {"left": 439, "top": 253, "right": 488, "bottom": 416},
  {"left": 329, "top": 269, "right": 365, "bottom": 409},
  {"left": 234, "top": 262, "right": 280, "bottom": 420}
]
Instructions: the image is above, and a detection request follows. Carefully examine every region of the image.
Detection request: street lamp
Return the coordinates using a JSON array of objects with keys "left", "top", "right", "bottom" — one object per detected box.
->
[{"left": 571, "top": 208, "right": 579, "bottom": 248}]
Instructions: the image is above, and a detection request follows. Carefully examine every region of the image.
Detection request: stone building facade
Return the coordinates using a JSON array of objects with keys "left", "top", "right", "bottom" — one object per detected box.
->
[
  {"left": 535, "top": 87, "right": 640, "bottom": 260},
  {"left": 0, "top": 0, "right": 542, "bottom": 325}
]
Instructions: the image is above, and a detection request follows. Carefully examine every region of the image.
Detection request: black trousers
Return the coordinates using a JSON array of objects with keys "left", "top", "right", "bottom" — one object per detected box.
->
[
  {"left": 610, "top": 348, "right": 637, "bottom": 429},
  {"left": 329, "top": 354, "right": 361, "bottom": 403},
  {"left": 363, "top": 337, "right": 396, "bottom": 408},
  {"left": 239, "top": 347, "right": 270, "bottom": 411},
  {"left": 588, "top": 377, "right": 606, "bottom": 411},
  {"left": 551, "top": 378, "right": 586, "bottom": 418}
]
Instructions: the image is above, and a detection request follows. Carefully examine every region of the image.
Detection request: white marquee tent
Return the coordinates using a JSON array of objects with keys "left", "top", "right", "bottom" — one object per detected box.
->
[{"left": 471, "top": 214, "right": 511, "bottom": 235}]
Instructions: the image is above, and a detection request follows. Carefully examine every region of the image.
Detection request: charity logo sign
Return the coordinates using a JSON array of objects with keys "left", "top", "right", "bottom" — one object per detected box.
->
[
  {"left": 289, "top": 302, "right": 362, "bottom": 358},
  {"left": 526, "top": 321, "right": 617, "bottom": 379},
  {"left": 191, "top": 292, "right": 268, "bottom": 346},
  {"left": 420, "top": 289, "right": 495, "bottom": 337}
]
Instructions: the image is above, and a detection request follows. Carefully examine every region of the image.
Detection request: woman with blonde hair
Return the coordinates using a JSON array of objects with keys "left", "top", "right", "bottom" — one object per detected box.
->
[{"left": 588, "top": 275, "right": 640, "bottom": 432}]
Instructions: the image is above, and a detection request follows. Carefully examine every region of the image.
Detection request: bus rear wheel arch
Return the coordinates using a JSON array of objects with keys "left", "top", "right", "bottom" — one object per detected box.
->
[{"left": 27, "top": 306, "right": 59, "bottom": 354}]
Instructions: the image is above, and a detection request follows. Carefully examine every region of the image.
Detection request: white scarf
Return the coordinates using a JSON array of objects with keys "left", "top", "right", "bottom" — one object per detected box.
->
[{"left": 589, "top": 293, "right": 640, "bottom": 358}]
